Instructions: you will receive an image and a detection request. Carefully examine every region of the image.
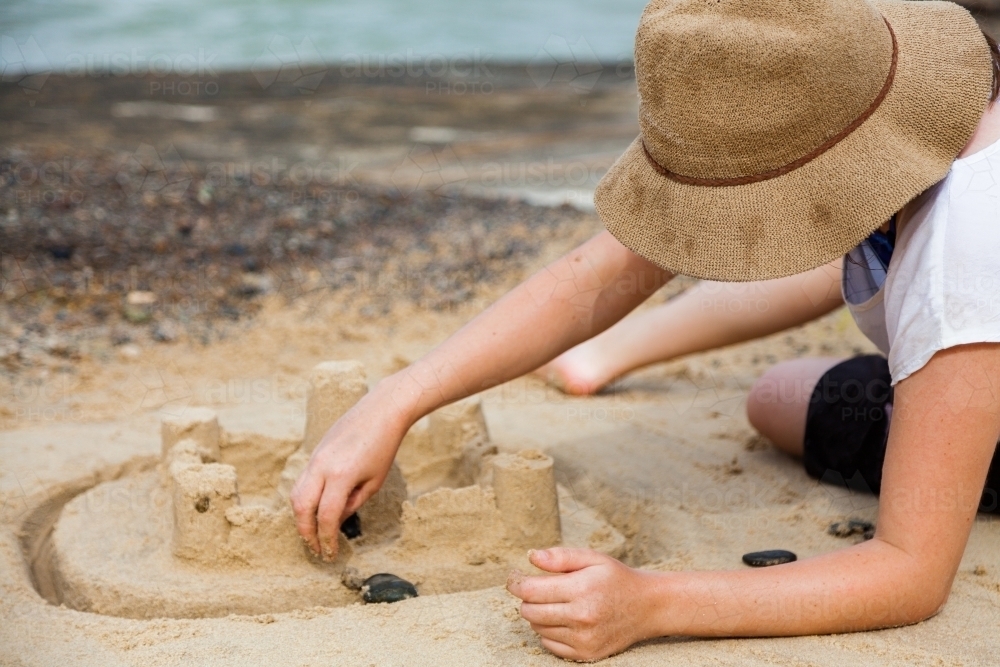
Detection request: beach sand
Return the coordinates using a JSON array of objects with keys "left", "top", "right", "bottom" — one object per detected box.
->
[
  {"left": 3, "top": 282, "right": 999, "bottom": 665},
  {"left": 3, "top": 70, "right": 999, "bottom": 665}
]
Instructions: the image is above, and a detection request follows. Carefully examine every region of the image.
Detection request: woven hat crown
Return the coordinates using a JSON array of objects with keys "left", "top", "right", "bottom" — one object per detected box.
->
[{"left": 637, "top": 0, "right": 896, "bottom": 182}]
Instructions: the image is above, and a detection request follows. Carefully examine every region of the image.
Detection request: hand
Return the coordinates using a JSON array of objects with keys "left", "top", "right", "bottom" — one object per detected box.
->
[
  {"left": 289, "top": 387, "right": 408, "bottom": 561},
  {"left": 506, "top": 547, "right": 664, "bottom": 661}
]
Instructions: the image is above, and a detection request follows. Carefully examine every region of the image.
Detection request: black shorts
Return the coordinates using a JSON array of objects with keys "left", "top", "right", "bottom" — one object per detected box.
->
[{"left": 803, "top": 354, "right": 1000, "bottom": 514}]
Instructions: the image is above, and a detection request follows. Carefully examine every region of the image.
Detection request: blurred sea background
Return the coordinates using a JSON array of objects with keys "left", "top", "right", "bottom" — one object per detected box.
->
[
  {"left": 3, "top": 0, "right": 1000, "bottom": 373},
  {"left": 4, "top": 0, "right": 648, "bottom": 73}
]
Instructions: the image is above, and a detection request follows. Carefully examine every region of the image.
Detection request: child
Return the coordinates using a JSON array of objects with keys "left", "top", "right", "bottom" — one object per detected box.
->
[{"left": 293, "top": 0, "right": 1000, "bottom": 660}]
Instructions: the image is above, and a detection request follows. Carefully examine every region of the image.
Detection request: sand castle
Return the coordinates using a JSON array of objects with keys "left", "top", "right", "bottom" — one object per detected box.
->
[{"left": 42, "top": 361, "right": 624, "bottom": 618}]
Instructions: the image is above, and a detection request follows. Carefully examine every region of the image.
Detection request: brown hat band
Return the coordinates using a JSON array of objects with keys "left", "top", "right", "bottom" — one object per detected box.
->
[{"left": 642, "top": 17, "right": 899, "bottom": 188}]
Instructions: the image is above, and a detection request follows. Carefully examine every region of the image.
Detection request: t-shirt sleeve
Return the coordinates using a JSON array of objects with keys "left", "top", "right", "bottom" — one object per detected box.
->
[{"left": 883, "top": 152, "right": 1000, "bottom": 385}]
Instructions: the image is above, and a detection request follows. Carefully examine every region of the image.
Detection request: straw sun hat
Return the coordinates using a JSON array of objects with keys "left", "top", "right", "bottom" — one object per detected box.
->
[{"left": 595, "top": 0, "right": 993, "bottom": 281}]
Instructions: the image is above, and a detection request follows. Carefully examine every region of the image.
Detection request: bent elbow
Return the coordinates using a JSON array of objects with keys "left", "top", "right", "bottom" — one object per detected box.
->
[
  {"left": 896, "top": 582, "right": 952, "bottom": 627},
  {"left": 868, "top": 539, "right": 956, "bottom": 628}
]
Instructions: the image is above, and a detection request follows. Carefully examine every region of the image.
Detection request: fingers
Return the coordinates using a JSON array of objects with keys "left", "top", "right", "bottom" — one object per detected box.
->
[
  {"left": 521, "top": 602, "right": 571, "bottom": 627},
  {"left": 289, "top": 473, "right": 324, "bottom": 556},
  {"left": 539, "top": 637, "right": 582, "bottom": 661},
  {"left": 342, "top": 479, "right": 376, "bottom": 520},
  {"left": 531, "top": 624, "right": 575, "bottom": 642},
  {"left": 529, "top": 547, "right": 609, "bottom": 573},
  {"left": 316, "top": 479, "right": 351, "bottom": 561},
  {"left": 507, "top": 569, "right": 572, "bottom": 604}
]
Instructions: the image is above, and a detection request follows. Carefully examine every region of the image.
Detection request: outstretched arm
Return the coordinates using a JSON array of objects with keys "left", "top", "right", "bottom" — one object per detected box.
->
[
  {"left": 539, "top": 258, "right": 845, "bottom": 394},
  {"left": 510, "top": 342, "right": 1000, "bottom": 660},
  {"left": 291, "top": 231, "right": 673, "bottom": 558}
]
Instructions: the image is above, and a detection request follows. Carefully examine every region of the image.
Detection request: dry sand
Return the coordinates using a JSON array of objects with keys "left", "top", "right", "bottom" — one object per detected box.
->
[
  {"left": 4, "top": 65, "right": 999, "bottom": 666},
  {"left": 3, "top": 248, "right": 999, "bottom": 665}
]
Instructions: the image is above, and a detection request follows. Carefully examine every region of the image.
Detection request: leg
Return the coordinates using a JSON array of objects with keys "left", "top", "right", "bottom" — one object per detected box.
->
[
  {"left": 746, "top": 357, "right": 844, "bottom": 458},
  {"left": 534, "top": 260, "right": 844, "bottom": 395}
]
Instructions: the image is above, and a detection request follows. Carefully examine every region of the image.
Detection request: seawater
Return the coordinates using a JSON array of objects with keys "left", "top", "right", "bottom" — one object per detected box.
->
[{"left": 3, "top": 0, "right": 646, "bottom": 74}]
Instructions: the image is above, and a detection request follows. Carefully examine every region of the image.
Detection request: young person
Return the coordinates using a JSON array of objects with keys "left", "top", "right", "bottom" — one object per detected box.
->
[{"left": 292, "top": 0, "right": 1000, "bottom": 660}]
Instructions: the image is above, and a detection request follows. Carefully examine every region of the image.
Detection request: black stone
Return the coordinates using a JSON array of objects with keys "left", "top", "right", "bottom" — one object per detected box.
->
[
  {"left": 742, "top": 550, "right": 797, "bottom": 567},
  {"left": 49, "top": 244, "right": 74, "bottom": 260},
  {"left": 362, "top": 573, "right": 418, "bottom": 604},
  {"left": 340, "top": 512, "right": 361, "bottom": 539},
  {"left": 195, "top": 497, "right": 210, "bottom": 513}
]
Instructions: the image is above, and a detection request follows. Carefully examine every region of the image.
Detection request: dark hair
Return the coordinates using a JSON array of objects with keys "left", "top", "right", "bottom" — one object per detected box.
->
[{"left": 985, "top": 31, "right": 1000, "bottom": 102}]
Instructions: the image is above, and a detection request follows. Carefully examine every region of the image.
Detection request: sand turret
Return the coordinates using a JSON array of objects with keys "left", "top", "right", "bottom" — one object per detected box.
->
[
  {"left": 493, "top": 450, "right": 561, "bottom": 550},
  {"left": 302, "top": 360, "right": 368, "bottom": 453},
  {"left": 161, "top": 407, "right": 221, "bottom": 460},
  {"left": 170, "top": 458, "right": 239, "bottom": 563}
]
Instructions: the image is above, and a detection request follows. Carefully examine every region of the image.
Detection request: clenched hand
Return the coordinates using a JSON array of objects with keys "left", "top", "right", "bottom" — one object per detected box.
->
[
  {"left": 290, "top": 390, "right": 408, "bottom": 560},
  {"left": 507, "top": 548, "right": 667, "bottom": 661}
]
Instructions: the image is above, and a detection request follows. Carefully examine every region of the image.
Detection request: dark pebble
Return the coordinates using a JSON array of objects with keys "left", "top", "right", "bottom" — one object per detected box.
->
[
  {"left": 828, "top": 519, "right": 875, "bottom": 538},
  {"left": 742, "top": 550, "right": 797, "bottom": 567},
  {"left": 49, "top": 244, "right": 74, "bottom": 260},
  {"left": 362, "top": 573, "right": 418, "bottom": 604},
  {"left": 340, "top": 512, "right": 361, "bottom": 539}
]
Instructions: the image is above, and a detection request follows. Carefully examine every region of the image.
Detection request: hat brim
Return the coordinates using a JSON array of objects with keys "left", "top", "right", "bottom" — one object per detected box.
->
[{"left": 594, "top": 0, "right": 993, "bottom": 282}]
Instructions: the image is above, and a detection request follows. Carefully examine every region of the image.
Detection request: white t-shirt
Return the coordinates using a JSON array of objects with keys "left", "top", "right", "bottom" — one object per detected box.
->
[{"left": 843, "top": 137, "right": 1000, "bottom": 385}]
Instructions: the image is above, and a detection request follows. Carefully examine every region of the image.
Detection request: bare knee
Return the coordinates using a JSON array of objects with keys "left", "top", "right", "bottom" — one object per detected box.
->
[
  {"left": 745, "top": 375, "right": 771, "bottom": 436},
  {"left": 746, "top": 369, "right": 788, "bottom": 448},
  {"left": 746, "top": 357, "right": 843, "bottom": 458}
]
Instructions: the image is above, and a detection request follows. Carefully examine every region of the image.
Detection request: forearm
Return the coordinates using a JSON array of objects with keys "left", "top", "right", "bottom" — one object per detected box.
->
[
  {"left": 376, "top": 231, "right": 672, "bottom": 425},
  {"left": 656, "top": 260, "right": 845, "bottom": 358},
  {"left": 641, "top": 345, "right": 1000, "bottom": 641},
  {"left": 676, "top": 261, "right": 843, "bottom": 351},
  {"left": 644, "top": 539, "right": 941, "bottom": 639},
  {"left": 572, "top": 260, "right": 844, "bottom": 380}
]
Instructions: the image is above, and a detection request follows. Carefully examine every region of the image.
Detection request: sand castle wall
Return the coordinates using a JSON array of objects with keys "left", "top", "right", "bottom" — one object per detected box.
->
[
  {"left": 41, "top": 359, "right": 625, "bottom": 618},
  {"left": 396, "top": 398, "right": 496, "bottom": 494}
]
